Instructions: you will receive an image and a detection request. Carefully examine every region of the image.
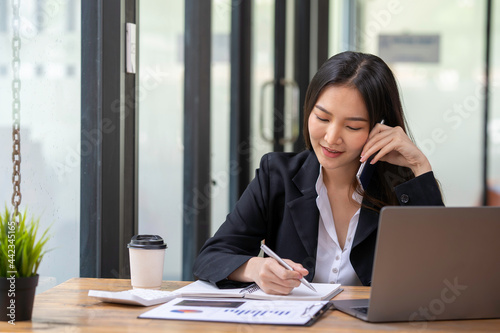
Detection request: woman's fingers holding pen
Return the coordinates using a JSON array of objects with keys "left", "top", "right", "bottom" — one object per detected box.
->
[
  {"left": 360, "top": 123, "right": 396, "bottom": 159},
  {"left": 285, "top": 259, "right": 309, "bottom": 277},
  {"left": 361, "top": 125, "right": 407, "bottom": 164},
  {"left": 255, "top": 258, "right": 308, "bottom": 295}
]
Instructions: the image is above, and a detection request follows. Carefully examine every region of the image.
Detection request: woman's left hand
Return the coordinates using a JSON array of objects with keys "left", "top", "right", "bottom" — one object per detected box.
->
[{"left": 360, "top": 123, "right": 432, "bottom": 177}]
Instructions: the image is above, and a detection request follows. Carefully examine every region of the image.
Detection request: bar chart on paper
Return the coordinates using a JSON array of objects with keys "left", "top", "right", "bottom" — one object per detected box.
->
[{"left": 224, "top": 308, "right": 291, "bottom": 317}]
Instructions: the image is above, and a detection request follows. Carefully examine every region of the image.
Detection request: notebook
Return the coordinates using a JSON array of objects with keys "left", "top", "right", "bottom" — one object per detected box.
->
[
  {"left": 175, "top": 280, "right": 342, "bottom": 301},
  {"left": 333, "top": 206, "right": 500, "bottom": 322}
]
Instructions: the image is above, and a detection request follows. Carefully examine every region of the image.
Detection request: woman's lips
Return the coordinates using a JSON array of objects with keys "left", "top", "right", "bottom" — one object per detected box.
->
[{"left": 321, "top": 146, "right": 343, "bottom": 158}]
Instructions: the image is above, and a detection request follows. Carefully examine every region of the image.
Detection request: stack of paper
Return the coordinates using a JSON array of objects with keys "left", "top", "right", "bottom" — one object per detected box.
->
[{"left": 138, "top": 280, "right": 343, "bottom": 326}]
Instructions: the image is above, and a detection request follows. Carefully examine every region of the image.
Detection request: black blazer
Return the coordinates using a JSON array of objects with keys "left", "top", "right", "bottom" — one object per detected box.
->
[{"left": 193, "top": 150, "right": 444, "bottom": 286}]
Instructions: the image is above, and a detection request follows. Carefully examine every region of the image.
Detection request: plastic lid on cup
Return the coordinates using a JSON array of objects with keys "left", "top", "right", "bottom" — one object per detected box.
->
[{"left": 127, "top": 235, "right": 167, "bottom": 249}]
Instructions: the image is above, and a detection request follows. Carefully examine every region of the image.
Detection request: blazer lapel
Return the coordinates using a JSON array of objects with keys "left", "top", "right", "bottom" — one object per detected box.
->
[
  {"left": 352, "top": 203, "right": 379, "bottom": 249},
  {"left": 353, "top": 168, "right": 382, "bottom": 249},
  {"left": 287, "top": 151, "right": 320, "bottom": 259}
]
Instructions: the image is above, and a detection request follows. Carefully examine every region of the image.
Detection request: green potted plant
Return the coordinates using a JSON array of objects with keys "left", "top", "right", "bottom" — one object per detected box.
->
[{"left": 0, "top": 207, "right": 50, "bottom": 323}]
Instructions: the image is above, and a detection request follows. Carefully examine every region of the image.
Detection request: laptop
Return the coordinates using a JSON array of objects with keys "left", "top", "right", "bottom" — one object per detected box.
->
[{"left": 332, "top": 206, "right": 500, "bottom": 323}]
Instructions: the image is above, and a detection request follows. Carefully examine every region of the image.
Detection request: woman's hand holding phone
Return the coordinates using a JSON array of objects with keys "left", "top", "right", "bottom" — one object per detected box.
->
[{"left": 360, "top": 123, "right": 432, "bottom": 177}]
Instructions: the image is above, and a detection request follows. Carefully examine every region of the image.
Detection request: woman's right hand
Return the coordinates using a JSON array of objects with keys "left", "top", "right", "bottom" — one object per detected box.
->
[
  {"left": 228, "top": 257, "right": 309, "bottom": 295},
  {"left": 361, "top": 123, "right": 432, "bottom": 177}
]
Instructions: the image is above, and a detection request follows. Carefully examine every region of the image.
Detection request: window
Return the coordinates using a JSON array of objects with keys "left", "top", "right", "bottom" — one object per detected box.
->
[{"left": 0, "top": 0, "right": 80, "bottom": 292}]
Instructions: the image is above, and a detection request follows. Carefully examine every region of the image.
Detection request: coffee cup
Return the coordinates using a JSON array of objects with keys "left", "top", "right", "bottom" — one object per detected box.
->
[{"left": 127, "top": 235, "right": 167, "bottom": 289}]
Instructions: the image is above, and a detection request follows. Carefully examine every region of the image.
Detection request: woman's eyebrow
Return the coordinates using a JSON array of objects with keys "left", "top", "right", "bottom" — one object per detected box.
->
[
  {"left": 315, "top": 104, "right": 369, "bottom": 122},
  {"left": 314, "top": 104, "right": 331, "bottom": 115},
  {"left": 345, "top": 116, "right": 369, "bottom": 122}
]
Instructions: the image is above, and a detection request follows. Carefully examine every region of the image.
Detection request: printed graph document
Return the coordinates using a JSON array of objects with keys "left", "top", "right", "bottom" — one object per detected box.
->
[
  {"left": 139, "top": 297, "right": 332, "bottom": 326},
  {"left": 175, "top": 280, "right": 342, "bottom": 301}
]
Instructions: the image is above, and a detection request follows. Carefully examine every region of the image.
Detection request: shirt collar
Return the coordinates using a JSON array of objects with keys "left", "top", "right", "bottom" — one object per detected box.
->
[{"left": 315, "top": 166, "right": 363, "bottom": 204}]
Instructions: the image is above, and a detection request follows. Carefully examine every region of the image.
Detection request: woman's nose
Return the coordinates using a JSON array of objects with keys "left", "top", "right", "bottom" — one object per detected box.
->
[{"left": 324, "top": 124, "right": 342, "bottom": 145}]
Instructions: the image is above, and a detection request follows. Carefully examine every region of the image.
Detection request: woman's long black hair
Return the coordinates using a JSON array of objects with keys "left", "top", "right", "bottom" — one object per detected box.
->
[{"left": 303, "top": 51, "right": 415, "bottom": 209}]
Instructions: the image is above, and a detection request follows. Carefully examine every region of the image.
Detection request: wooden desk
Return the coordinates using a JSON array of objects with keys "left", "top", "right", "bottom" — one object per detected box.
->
[{"left": 3, "top": 278, "right": 499, "bottom": 332}]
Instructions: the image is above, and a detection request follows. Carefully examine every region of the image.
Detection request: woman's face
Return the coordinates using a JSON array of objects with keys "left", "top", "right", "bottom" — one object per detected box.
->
[{"left": 308, "top": 85, "right": 370, "bottom": 176}]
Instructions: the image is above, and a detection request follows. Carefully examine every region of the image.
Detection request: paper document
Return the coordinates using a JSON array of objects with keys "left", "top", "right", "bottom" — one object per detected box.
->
[{"left": 139, "top": 297, "right": 331, "bottom": 326}]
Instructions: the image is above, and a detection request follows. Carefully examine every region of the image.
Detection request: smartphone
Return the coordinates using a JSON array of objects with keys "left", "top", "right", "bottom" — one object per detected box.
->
[
  {"left": 356, "top": 155, "right": 376, "bottom": 192},
  {"left": 356, "top": 120, "right": 385, "bottom": 191}
]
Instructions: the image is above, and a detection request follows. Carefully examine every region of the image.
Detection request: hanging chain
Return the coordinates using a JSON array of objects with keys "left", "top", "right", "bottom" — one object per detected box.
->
[{"left": 11, "top": 0, "right": 22, "bottom": 220}]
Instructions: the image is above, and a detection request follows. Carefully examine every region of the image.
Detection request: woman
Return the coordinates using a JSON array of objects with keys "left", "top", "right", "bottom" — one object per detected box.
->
[{"left": 193, "top": 51, "right": 444, "bottom": 294}]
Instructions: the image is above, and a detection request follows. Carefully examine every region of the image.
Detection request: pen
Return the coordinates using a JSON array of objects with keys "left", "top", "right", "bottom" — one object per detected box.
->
[{"left": 260, "top": 244, "right": 317, "bottom": 293}]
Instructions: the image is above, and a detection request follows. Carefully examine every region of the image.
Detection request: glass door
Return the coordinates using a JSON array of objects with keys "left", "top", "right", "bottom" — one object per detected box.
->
[
  {"left": 250, "top": 0, "right": 300, "bottom": 171},
  {"left": 138, "top": 0, "right": 184, "bottom": 280}
]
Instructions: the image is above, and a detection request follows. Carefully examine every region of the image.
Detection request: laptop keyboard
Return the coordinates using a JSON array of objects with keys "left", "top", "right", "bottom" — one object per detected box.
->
[{"left": 352, "top": 306, "right": 369, "bottom": 314}]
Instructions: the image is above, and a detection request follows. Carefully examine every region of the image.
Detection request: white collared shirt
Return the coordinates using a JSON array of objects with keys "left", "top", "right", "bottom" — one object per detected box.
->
[{"left": 312, "top": 167, "right": 363, "bottom": 286}]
